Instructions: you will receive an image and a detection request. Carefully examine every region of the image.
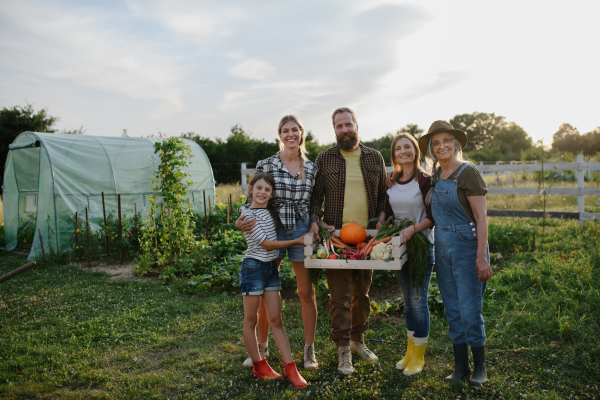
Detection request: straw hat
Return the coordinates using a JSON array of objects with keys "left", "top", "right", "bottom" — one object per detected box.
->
[{"left": 419, "top": 120, "right": 467, "bottom": 155}]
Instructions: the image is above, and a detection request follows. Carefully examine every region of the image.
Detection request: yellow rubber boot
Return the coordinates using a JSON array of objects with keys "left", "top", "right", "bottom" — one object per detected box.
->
[
  {"left": 395, "top": 338, "right": 413, "bottom": 371},
  {"left": 403, "top": 344, "right": 426, "bottom": 376}
]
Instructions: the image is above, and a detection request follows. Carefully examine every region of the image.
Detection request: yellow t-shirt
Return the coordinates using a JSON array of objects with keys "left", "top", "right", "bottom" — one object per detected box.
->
[{"left": 340, "top": 148, "right": 369, "bottom": 228}]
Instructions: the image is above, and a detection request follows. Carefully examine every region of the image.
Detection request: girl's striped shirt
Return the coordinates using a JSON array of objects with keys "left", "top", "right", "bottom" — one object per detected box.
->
[{"left": 241, "top": 208, "right": 278, "bottom": 262}]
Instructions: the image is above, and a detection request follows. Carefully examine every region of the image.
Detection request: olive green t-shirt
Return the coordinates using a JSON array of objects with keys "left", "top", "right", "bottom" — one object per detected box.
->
[{"left": 440, "top": 163, "right": 488, "bottom": 220}]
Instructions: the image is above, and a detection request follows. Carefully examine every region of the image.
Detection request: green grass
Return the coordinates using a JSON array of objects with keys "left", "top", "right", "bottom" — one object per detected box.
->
[{"left": 1, "top": 218, "right": 599, "bottom": 399}]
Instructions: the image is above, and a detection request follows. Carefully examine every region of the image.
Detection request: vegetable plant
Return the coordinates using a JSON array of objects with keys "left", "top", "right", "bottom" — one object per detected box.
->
[{"left": 137, "top": 137, "right": 197, "bottom": 279}]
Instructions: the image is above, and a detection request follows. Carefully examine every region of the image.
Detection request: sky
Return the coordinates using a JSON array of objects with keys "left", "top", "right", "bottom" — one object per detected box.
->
[{"left": 1, "top": 0, "right": 599, "bottom": 147}]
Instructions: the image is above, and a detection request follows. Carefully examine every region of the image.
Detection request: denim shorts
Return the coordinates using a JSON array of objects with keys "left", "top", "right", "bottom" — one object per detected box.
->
[
  {"left": 239, "top": 258, "right": 282, "bottom": 296},
  {"left": 276, "top": 214, "right": 310, "bottom": 262}
]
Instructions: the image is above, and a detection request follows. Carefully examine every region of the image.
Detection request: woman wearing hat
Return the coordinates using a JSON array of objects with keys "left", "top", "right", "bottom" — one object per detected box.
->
[{"left": 419, "top": 120, "right": 493, "bottom": 387}]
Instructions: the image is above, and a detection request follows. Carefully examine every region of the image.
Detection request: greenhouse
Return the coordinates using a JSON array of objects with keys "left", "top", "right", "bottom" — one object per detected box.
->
[{"left": 2, "top": 132, "right": 215, "bottom": 260}]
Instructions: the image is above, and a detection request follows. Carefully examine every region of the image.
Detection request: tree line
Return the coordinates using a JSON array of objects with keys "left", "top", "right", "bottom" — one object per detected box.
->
[{"left": 2, "top": 104, "right": 599, "bottom": 186}]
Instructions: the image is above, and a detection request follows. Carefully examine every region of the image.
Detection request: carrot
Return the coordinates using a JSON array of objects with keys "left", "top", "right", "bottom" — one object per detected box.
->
[
  {"left": 364, "top": 245, "right": 373, "bottom": 256},
  {"left": 331, "top": 237, "right": 353, "bottom": 250},
  {"left": 333, "top": 243, "right": 346, "bottom": 249},
  {"left": 372, "top": 236, "right": 391, "bottom": 246},
  {"left": 330, "top": 236, "right": 346, "bottom": 246},
  {"left": 365, "top": 237, "right": 376, "bottom": 249}
]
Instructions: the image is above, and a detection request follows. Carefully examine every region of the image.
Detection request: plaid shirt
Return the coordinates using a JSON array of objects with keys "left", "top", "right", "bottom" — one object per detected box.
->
[
  {"left": 248, "top": 153, "right": 318, "bottom": 231},
  {"left": 310, "top": 143, "right": 387, "bottom": 229}
]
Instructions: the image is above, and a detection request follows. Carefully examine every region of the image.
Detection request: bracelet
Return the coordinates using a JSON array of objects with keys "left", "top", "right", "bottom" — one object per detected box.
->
[{"left": 412, "top": 224, "right": 417, "bottom": 233}]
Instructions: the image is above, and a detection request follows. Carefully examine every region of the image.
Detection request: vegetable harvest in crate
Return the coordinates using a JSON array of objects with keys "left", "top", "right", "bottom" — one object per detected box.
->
[{"left": 310, "top": 217, "right": 429, "bottom": 287}]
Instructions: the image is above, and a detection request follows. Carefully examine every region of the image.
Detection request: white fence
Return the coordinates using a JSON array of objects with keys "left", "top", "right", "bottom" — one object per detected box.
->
[{"left": 241, "top": 154, "right": 600, "bottom": 223}]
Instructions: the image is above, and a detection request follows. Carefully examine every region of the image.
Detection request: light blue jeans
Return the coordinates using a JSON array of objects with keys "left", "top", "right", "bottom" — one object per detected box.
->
[
  {"left": 395, "top": 244, "right": 434, "bottom": 338},
  {"left": 434, "top": 224, "right": 488, "bottom": 347}
]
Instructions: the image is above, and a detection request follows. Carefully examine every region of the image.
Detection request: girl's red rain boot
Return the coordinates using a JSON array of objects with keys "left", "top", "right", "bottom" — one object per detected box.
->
[
  {"left": 284, "top": 361, "right": 308, "bottom": 389},
  {"left": 252, "top": 357, "right": 282, "bottom": 380}
]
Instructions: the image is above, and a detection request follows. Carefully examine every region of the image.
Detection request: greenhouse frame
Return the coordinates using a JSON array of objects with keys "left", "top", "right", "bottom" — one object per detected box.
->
[{"left": 2, "top": 132, "right": 215, "bottom": 260}]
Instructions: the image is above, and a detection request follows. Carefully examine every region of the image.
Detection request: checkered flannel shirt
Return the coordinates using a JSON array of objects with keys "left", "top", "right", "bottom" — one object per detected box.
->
[
  {"left": 310, "top": 143, "right": 387, "bottom": 229},
  {"left": 248, "top": 153, "right": 318, "bottom": 231}
]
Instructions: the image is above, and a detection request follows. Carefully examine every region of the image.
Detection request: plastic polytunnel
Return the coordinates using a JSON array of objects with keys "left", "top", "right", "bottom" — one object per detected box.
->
[{"left": 2, "top": 132, "right": 215, "bottom": 260}]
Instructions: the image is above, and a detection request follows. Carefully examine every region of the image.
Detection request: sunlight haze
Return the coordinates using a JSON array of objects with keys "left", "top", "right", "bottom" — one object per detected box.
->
[{"left": 1, "top": 0, "right": 599, "bottom": 146}]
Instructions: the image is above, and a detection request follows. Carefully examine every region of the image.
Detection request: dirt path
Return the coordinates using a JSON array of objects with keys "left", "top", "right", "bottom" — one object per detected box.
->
[{"left": 72, "top": 261, "right": 158, "bottom": 282}]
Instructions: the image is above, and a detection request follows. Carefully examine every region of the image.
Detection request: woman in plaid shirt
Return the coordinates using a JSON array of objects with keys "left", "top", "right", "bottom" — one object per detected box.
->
[{"left": 236, "top": 115, "right": 320, "bottom": 370}]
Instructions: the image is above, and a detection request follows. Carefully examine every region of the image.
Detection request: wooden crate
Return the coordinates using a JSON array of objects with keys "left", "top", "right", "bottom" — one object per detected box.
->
[{"left": 303, "top": 229, "right": 406, "bottom": 270}]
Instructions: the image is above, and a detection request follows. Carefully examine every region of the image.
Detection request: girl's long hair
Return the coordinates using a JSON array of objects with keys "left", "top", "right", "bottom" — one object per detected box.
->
[
  {"left": 390, "top": 133, "right": 423, "bottom": 184},
  {"left": 278, "top": 115, "right": 308, "bottom": 182},
  {"left": 248, "top": 172, "right": 279, "bottom": 229}
]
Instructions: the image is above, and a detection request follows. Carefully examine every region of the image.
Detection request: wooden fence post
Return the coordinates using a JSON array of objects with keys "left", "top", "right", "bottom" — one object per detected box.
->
[
  {"left": 577, "top": 154, "right": 585, "bottom": 226},
  {"left": 496, "top": 161, "right": 500, "bottom": 184},
  {"left": 241, "top": 163, "right": 247, "bottom": 196},
  {"left": 510, "top": 161, "right": 515, "bottom": 201}
]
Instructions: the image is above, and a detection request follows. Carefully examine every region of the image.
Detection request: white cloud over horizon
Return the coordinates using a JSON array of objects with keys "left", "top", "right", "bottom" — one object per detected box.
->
[{"left": 1, "top": 0, "right": 599, "bottom": 146}]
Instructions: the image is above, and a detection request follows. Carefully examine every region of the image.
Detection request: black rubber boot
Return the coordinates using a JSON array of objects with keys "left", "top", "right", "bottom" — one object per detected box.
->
[
  {"left": 444, "top": 343, "right": 471, "bottom": 382},
  {"left": 469, "top": 346, "right": 487, "bottom": 387}
]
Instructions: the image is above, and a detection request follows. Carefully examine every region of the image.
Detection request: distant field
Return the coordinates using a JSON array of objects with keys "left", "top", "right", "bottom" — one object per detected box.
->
[
  {"left": 215, "top": 182, "right": 245, "bottom": 205},
  {"left": 214, "top": 181, "right": 600, "bottom": 214},
  {"left": 484, "top": 178, "right": 600, "bottom": 213}
]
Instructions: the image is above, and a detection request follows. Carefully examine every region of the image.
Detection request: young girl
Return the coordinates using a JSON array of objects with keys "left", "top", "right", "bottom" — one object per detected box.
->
[{"left": 240, "top": 172, "right": 308, "bottom": 389}]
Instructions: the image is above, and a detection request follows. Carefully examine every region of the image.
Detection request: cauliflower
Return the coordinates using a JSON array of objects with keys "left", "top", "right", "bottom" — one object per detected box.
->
[{"left": 370, "top": 242, "right": 393, "bottom": 260}]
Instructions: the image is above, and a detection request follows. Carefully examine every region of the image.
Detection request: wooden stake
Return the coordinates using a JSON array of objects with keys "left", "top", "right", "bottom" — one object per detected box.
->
[
  {"left": 75, "top": 211, "right": 79, "bottom": 247},
  {"left": 203, "top": 190, "right": 208, "bottom": 230},
  {"left": 135, "top": 203, "right": 139, "bottom": 252},
  {"left": 208, "top": 197, "right": 211, "bottom": 215},
  {"left": 102, "top": 192, "right": 109, "bottom": 256},
  {"left": 228, "top": 194, "right": 232, "bottom": 224},
  {"left": 86, "top": 207, "right": 91, "bottom": 268},
  {"left": 118, "top": 194, "right": 123, "bottom": 265},
  {"left": 0, "top": 262, "right": 36, "bottom": 284},
  {"left": 38, "top": 229, "right": 46, "bottom": 261}
]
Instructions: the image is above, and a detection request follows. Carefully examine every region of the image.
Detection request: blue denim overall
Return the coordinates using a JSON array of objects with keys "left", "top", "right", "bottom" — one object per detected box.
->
[{"left": 432, "top": 163, "right": 488, "bottom": 347}]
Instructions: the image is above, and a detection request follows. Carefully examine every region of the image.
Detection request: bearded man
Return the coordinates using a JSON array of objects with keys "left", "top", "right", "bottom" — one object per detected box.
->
[{"left": 309, "top": 107, "right": 387, "bottom": 375}]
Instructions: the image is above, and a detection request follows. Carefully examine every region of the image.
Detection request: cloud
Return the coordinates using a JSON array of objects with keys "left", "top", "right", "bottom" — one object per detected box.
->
[
  {"left": 229, "top": 59, "right": 276, "bottom": 80},
  {"left": 119, "top": 1, "right": 429, "bottom": 124},
  {"left": 0, "top": 0, "right": 187, "bottom": 117}
]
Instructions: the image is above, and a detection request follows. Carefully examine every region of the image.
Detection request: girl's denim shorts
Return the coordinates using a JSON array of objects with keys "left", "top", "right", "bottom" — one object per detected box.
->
[
  {"left": 239, "top": 258, "right": 281, "bottom": 296},
  {"left": 276, "top": 214, "right": 310, "bottom": 262}
]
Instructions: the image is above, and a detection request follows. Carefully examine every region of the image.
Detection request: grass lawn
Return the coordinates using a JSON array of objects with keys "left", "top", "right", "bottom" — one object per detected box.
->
[{"left": 1, "top": 218, "right": 599, "bottom": 399}]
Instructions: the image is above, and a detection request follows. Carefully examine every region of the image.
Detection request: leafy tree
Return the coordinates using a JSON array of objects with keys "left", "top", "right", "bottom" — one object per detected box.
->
[
  {"left": 398, "top": 123, "right": 424, "bottom": 139},
  {"left": 491, "top": 122, "right": 533, "bottom": 158},
  {"left": 449, "top": 112, "right": 506, "bottom": 150},
  {"left": 552, "top": 124, "right": 600, "bottom": 156},
  {"left": 552, "top": 123, "right": 584, "bottom": 154},
  {"left": 582, "top": 127, "right": 600, "bottom": 155},
  {"left": 363, "top": 133, "right": 394, "bottom": 165},
  {"left": 0, "top": 104, "right": 57, "bottom": 187},
  {"left": 305, "top": 131, "right": 332, "bottom": 162}
]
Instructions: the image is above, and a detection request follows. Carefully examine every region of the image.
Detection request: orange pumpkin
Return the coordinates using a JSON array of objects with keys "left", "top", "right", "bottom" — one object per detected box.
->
[{"left": 339, "top": 222, "right": 367, "bottom": 245}]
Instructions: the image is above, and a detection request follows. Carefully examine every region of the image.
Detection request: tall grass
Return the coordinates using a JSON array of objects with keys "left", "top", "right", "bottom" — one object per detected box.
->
[{"left": 215, "top": 182, "right": 244, "bottom": 205}]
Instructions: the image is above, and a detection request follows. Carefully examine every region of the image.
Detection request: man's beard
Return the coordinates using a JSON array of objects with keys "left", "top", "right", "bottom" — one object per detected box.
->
[{"left": 336, "top": 132, "right": 359, "bottom": 151}]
